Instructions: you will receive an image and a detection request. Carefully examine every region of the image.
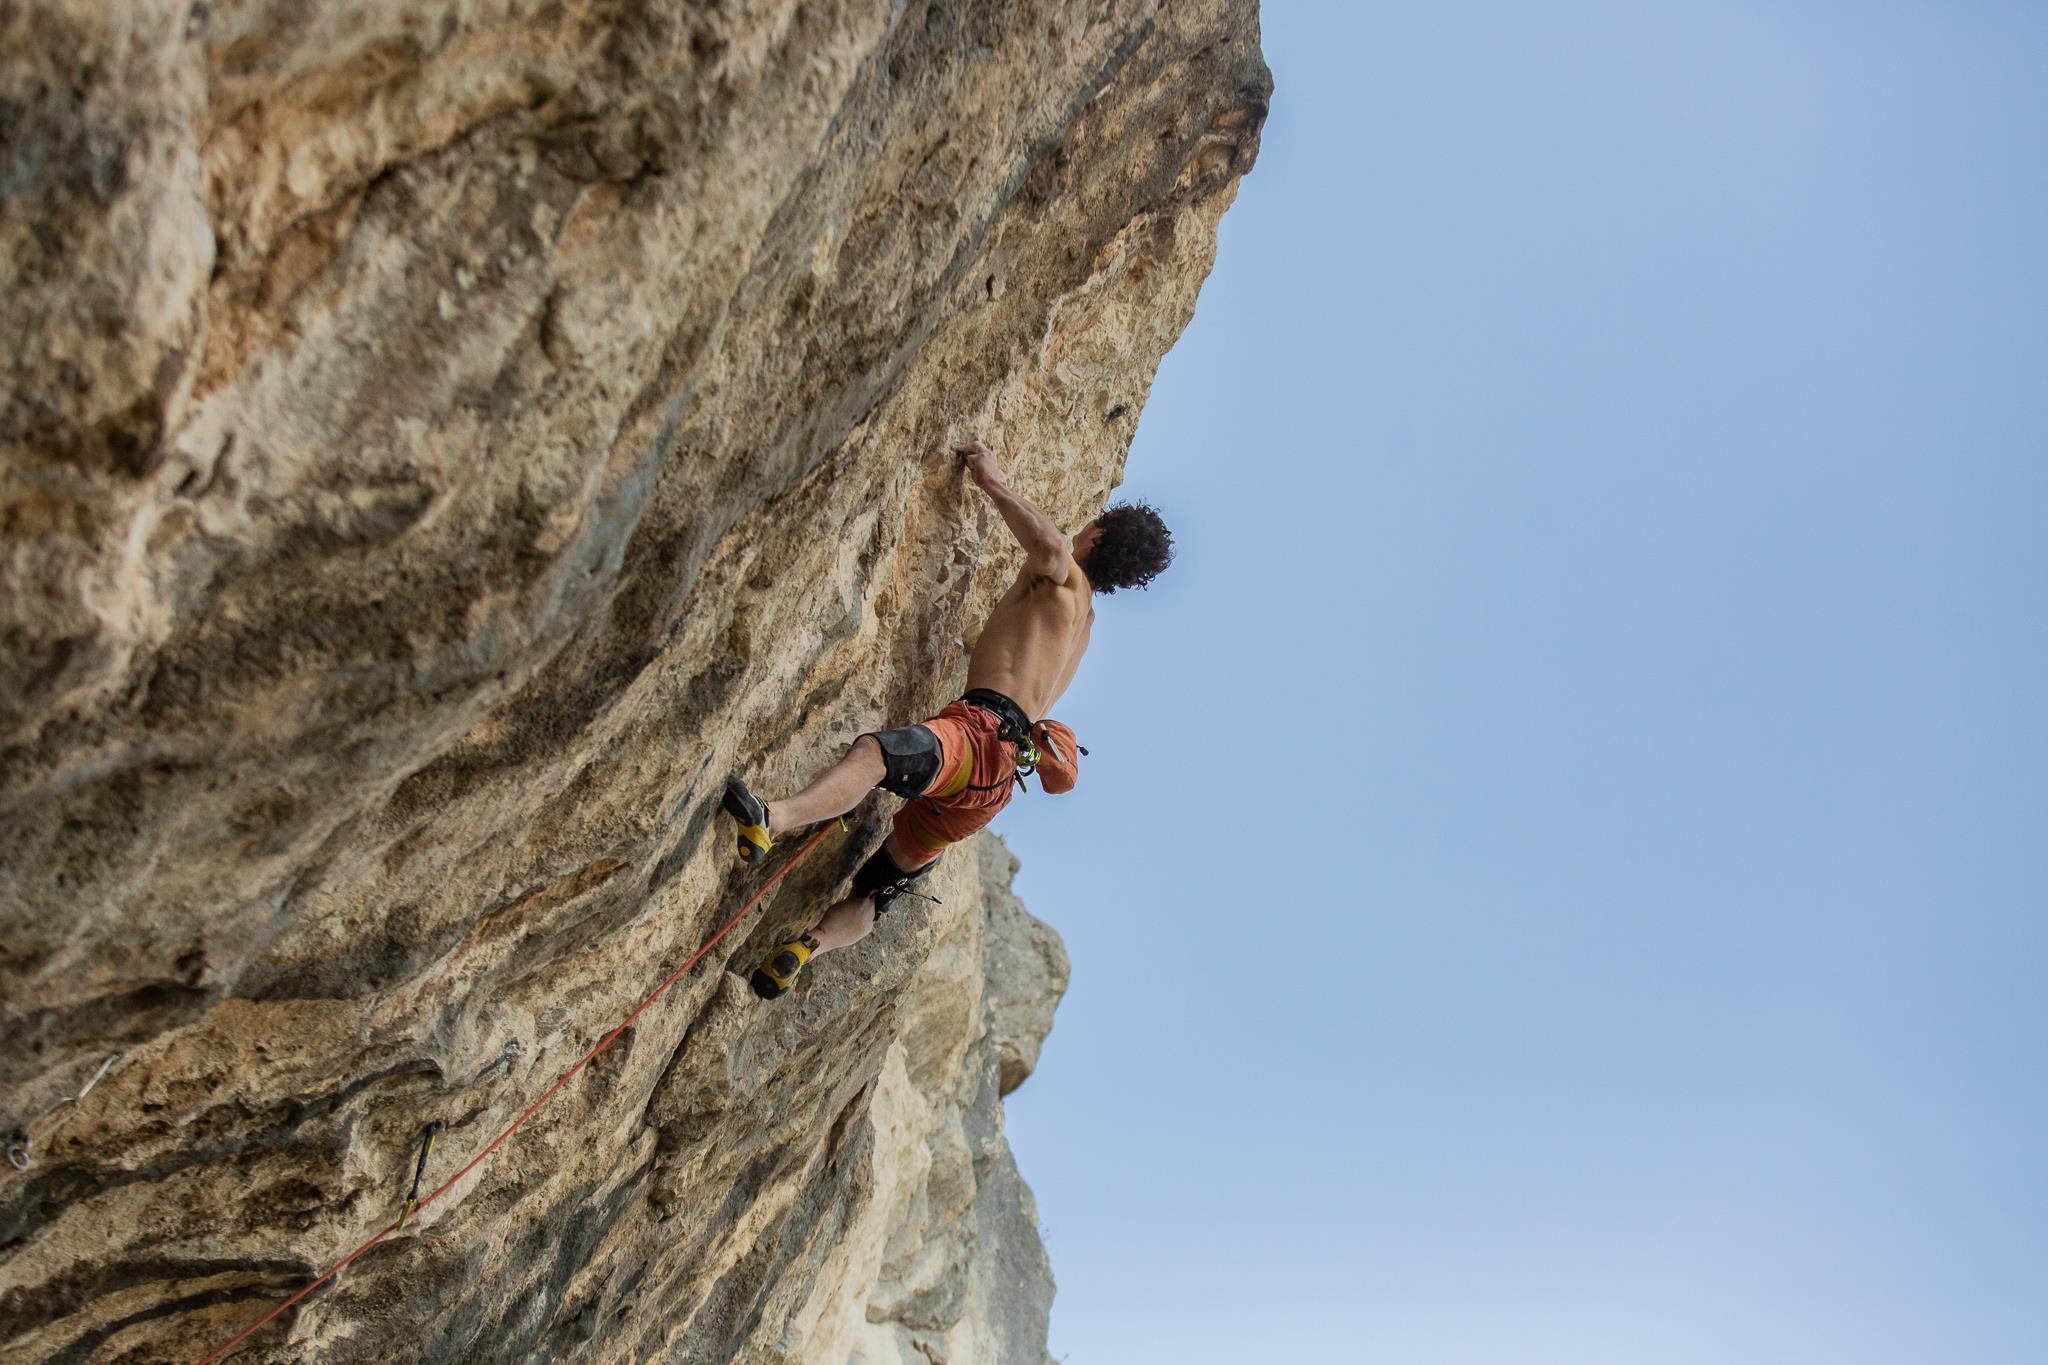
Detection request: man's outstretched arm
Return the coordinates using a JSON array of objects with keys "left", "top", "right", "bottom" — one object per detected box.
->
[{"left": 954, "top": 438, "right": 1071, "bottom": 582}]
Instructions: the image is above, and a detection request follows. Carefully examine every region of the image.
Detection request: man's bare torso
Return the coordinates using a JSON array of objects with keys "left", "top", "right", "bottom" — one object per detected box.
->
[{"left": 964, "top": 557, "right": 1094, "bottom": 720}]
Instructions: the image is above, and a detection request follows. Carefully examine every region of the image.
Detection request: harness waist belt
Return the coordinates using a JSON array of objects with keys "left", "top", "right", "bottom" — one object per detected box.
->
[{"left": 960, "top": 688, "right": 1034, "bottom": 743}]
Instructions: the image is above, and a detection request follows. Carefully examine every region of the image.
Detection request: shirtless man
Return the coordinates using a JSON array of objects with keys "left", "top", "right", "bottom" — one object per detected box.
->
[{"left": 724, "top": 437, "right": 1174, "bottom": 998}]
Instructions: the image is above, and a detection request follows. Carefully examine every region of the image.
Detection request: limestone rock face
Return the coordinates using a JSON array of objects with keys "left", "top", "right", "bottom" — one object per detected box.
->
[{"left": 0, "top": 2, "right": 1265, "bottom": 1360}]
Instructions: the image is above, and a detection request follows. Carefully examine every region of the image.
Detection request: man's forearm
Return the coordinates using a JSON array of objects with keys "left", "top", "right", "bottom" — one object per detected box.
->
[{"left": 979, "top": 476, "right": 1067, "bottom": 556}]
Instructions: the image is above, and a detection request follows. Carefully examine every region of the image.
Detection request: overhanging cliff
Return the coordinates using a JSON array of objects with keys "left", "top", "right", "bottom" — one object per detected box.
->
[{"left": 0, "top": 2, "right": 1267, "bottom": 1359}]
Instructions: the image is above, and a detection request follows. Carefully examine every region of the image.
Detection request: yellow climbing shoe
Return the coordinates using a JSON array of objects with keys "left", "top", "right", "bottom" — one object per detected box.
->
[
  {"left": 722, "top": 774, "right": 773, "bottom": 863},
  {"left": 750, "top": 935, "right": 818, "bottom": 999}
]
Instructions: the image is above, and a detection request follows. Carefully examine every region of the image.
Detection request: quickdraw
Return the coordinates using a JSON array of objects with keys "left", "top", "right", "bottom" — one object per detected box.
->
[
  {"left": 396, "top": 1120, "right": 444, "bottom": 1230},
  {"left": 3, "top": 1053, "right": 121, "bottom": 1175}
]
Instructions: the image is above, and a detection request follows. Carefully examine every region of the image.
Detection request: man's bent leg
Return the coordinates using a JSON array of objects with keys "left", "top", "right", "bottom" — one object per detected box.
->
[
  {"left": 883, "top": 830, "right": 938, "bottom": 872},
  {"left": 809, "top": 894, "right": 878, "bottom": 953},
  {"left": 782, "top": 839, "right": 937, "bottom": 965},
  {"left": 750, "top": 841, "right": 942, "bottom": 999},
  {"left": 796, "top": 840, "right": 937, "bottom": 958},
  {"left": 765, "top": 736, "right": 887, "bottom": 837},
  {"left": 747, "top": 886, "right": 882, "bottom": 998}
]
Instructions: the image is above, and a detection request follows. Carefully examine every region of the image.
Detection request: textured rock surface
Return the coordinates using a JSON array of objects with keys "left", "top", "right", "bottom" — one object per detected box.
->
[{"left": 0, "top": 1, "right": 1265, "bottom": 1360}]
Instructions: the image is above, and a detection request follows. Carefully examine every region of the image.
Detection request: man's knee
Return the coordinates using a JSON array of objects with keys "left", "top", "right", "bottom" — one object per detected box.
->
[{"left": 861, "top": 724, "right": 941, "bottom": 798}]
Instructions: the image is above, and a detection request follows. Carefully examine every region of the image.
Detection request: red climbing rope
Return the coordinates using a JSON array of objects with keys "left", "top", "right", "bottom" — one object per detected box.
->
[{"left": 195, "top": 824, "right": 834, "bottom": 1364}]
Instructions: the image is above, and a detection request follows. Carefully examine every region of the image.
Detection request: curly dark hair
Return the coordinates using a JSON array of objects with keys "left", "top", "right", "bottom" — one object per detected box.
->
[{"left": 1082, "top": 500, "right": 1174, "bottom": 593}]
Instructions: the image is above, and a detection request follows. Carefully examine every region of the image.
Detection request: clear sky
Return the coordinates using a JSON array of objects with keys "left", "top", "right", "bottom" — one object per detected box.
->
[{"left": 997, "top": 3, "right": 2048, "bottom": 1362}]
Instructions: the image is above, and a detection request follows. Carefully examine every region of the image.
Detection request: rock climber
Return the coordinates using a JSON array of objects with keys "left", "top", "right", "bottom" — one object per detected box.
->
[{"left": 723, "top": 436, "right": 1174, "bottom": 998}]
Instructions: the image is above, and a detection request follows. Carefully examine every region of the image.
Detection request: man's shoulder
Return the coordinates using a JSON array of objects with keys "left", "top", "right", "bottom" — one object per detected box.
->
[{"left": 1020, "top": 567, "right": 1092, "bottom": 606}]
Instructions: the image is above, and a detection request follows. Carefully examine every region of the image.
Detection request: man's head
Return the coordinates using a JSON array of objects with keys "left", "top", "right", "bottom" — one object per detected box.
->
[{"left": 1076, "top": 501, "right": 1173, "bottom": 594}]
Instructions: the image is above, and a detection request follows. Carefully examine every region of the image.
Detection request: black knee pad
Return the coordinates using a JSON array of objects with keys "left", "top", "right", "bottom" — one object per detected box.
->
[
  {"left": 863, "top": 725, "right": 942, "bottom": 798},
  {"left": 851, "top": 845, "right": 936, "bottom": 916}
]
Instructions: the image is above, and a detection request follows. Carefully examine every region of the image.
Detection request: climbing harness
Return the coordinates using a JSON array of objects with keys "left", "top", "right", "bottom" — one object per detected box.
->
[
  {"left": 953, "top": 688, "right": 1036, "bottom": 794},
  {"left": 195, "top": 822, "right": 836, "bottom": 1364},
  {"left": 3, "top": 1052, "right": 120, "bottom": 1175},
  {"left": 395, "top": 1120, "right": 444, "bottom": 1230},
  {"left": 961, "top": 688, "right": 1033, "bottom": 745},
  {"left": 953, "top": 688, "right": 1076, "bottom": 795}
]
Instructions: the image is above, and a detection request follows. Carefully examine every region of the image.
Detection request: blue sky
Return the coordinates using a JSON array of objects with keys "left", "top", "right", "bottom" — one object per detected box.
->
[{"left": 997, "top": 3, "right": 2048, "bottom": 1362}]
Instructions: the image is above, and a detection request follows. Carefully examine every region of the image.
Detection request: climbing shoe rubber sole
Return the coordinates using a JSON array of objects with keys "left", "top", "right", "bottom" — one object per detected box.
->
[
  {"left": 750, "top": 935, "right": 817, "bottom": 999},
  {"left": 722, "top": 774, "right": 773, "bottom": 864}
]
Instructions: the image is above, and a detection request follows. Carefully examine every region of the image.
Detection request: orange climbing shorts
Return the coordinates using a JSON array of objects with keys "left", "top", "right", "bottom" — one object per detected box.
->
[{"left": 890, "top": 699, "right": 1018, "bottom": 862}]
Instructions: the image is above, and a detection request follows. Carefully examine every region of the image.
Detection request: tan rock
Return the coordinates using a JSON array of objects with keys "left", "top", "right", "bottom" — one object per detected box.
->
[{"left": 0, "top": 1, "right": 1266, "bottom": 1359}]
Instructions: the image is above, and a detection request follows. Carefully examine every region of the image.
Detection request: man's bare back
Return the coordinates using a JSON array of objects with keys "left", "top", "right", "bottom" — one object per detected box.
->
[{"left": 966, "top": 565, "right": 1094, "bottom": 720}]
